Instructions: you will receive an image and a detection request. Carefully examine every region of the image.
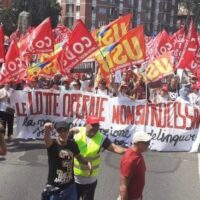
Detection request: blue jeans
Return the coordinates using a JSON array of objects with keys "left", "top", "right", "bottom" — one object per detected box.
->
[{"left": 50, "top": 183, "right": 77, "bottom": 200}]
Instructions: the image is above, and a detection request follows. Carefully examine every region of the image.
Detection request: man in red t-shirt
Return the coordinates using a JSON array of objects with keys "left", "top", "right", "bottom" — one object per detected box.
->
[{"left": 118, "top": 131, "right": 151, "bottom": 200}]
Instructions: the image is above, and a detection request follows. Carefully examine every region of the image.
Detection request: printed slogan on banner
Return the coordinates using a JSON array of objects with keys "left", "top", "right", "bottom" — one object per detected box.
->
[{"left": 10, "top": 90, "right": 200, "bottom": 152}]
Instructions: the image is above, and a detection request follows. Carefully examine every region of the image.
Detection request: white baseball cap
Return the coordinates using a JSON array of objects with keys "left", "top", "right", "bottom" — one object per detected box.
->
[{"left": 132, "top": 131, "right": 151, "bottom": 144}]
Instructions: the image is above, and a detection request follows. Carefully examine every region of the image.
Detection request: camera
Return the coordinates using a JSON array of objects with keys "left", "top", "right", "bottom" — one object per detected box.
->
[{"left": 41, "top": 185, "right": 60, "bottom": 200}]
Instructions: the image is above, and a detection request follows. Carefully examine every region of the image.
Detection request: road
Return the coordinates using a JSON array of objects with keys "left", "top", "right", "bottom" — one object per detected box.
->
[{"left": 0, "top": 139, "right": 199, "bottom": 200}]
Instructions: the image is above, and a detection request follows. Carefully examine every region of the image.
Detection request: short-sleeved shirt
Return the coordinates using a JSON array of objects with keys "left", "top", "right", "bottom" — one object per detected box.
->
[
  {"left": 120, "top": 148, "right": 146, "bottom": 199},
  {"left": 47, "top": 140, "right": 80, "bottom": 188}
]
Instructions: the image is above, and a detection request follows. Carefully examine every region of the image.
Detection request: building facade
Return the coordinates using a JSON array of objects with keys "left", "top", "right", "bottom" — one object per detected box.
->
[
  {"left": 0, "top": 0, "right": 11, "bottom": 8},
  {"left": 60, "top": 0, "right": 133, "bottom": 30},
  {"left": 133, "top": 0, "right": 178, "bottom": 35},
  {"left": 60, "top": 0, "right": 178, "bottom": 35}
]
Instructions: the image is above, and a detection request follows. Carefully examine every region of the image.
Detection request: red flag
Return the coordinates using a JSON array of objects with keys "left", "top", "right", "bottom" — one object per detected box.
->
[
  {"left": 19, "top": 17, "right": 54, "bottom": 55},
  {"left": 53, "top": 24, "right": 71, "bottom": 43},
  {"left": 176, "top": 20, "right": 200, "bottom": 72},
  {"left": 150, "top": 30, "right": 174, "bottom": 62},
  {"left": 146, "top": 32, "right": 162, "bottom": 62},
  {"left": 171, "top": 26, "right": 186, "bottom": 66},
  {"left": 9, "top": 29, "right": 20, "bottom": 43},
  {"left": 196, "top": 67, "right": 200, "bottom": 80},
  {"left": 59, "top": 19, "right": 98, "bottom": 74},
  {"left": 0, "top": 26, "right": 5, "bottom": 62},
  {"left": 0, "top": 41, "right": 26, "bottom": 84}
]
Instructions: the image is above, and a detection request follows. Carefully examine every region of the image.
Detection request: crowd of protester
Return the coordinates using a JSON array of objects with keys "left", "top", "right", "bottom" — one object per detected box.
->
[
  {"left": 0, "top": 65, "right": 200, "bottom": 141},
  {"left": 1, "top": 67, "right": 200, "bottom": 105}
]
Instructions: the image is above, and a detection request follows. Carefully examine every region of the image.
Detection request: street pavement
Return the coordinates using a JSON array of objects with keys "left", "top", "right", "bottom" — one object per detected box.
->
[{"left": 0, "top": 138, "right": 199, "bottom": 200}]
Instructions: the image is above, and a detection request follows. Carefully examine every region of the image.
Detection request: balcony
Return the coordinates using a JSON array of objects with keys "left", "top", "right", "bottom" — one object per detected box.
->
[
  {"left": 65, "top": 0, "right": 74, "bottom": 4},
  {"left": 64, "top": 12, "right": 75, "bottom": 17}
]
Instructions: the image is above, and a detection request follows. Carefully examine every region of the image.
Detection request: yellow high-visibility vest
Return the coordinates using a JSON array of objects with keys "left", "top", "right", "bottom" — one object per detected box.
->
[{"left": 74, "top": 127, "right": 104, "bottom": 177}]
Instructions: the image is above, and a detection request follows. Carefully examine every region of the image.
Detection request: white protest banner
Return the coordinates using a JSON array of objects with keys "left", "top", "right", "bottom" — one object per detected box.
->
[{"left": 10, "top": 90, "right": 200, "bottom": 152}]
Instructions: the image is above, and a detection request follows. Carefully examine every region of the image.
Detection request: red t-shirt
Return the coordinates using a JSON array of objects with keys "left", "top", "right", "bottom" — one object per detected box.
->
[{"left": 120, "top": 148, "right": 146, "bottom": 199}]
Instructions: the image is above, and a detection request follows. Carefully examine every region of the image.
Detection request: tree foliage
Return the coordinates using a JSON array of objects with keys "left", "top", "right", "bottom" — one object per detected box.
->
[
  {"left": 179, "top": 0, "right": 200, "bottom": 27},
  {"left": 0, "top": 0, "right": 61, "bottom": 35}
]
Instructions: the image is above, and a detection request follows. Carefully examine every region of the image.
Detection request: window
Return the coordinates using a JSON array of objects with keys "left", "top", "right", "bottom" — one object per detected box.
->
[
  {"left": 99, "top": 7, "right": 107, "bottom": 15},
  {"left": 172, "top": 0, "right": 175, "bottom": 6},
  {"left": 170, "top": 16, "right": 173, "bottom": 27},
  {"left": 76, "top": 6, "right": 80, "bottom": 12},
  {"left": 148, "top": 12, "right": 151, "bottom": 20},
  {"left": 66, "top": 5, "right": 74, "bottom": 13},
  {"left": 149, "top": 0, "right": 152, "bottom": 8},
  {"left": 65, "top": 17, "right": 74, "bottom": 28},
  {"left": 164, "top": 2, "right": 168, "bottom": 10},
  {"left": 163, "top": 13, "right": 167, "bottom": 22},
  {"left": 119, "top": 3, "right": 123, "bottom": 10},
  {"left": 129, "top": 0, "right": 134, "bottom": 5},
  {"left": 109, "top": 7, "right": 116, "bottom": 16},
  {"left": 98, "top": 21, "right": 106, "bottom": 27}
]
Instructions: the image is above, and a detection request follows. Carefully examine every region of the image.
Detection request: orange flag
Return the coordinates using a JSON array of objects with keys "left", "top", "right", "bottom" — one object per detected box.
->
[
  {"left": 92, "top": 13, "right": 132, "bottom": 47},
  {"left": 95, "top": 25, "right": 146, "bottom": 81},
  {"left": 145, "top": 53, "right": 174, "bottom": 83}
]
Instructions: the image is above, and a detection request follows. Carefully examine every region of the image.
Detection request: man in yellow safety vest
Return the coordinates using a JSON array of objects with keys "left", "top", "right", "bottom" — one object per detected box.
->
[{"left": 70, "top": 115, "right": 127, "bottom": 200}]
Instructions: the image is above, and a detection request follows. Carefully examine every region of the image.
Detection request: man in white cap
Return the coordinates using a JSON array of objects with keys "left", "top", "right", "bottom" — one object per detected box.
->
[{"left": 118, "top": 131, "right": 151, "bottom": 200}]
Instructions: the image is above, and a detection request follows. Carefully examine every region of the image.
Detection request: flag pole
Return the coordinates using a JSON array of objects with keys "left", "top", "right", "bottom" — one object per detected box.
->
[{"left": 97, "top": 48, "right": 111, "bottom": 73}]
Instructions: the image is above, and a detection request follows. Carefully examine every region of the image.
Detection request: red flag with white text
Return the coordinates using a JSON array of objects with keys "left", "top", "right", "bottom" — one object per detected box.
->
[
  {"left": 19, "top": 17, "right": 54, "bottom": 56},
  {"left": 150, "top": 30, "right": 174, "bottom": 62},
  {"left": 175, "top": 20, "right": 200, "bottom": 71},
  {"left": 170, "top": 26, "right": 186, "bottom": 66},
  {"left": 0, "top": 41, "right": 26, "bottom": 84},
  {"left": 53, "top": 24, "right": 71, "bottom": 43},
  {"left": 145, "top": 32, "right": 161, "bottom": 63},
  {"left": 59, "top": 19, "right": 98, "bottom": 74}
]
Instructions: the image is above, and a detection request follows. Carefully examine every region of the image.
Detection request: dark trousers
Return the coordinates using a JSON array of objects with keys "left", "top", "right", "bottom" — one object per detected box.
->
[
  {"left": 75, "top": 180, "right": 97, "bottom": 200},
  {"left": 0, "top": 111, "right": 14, "bottom": 137}
]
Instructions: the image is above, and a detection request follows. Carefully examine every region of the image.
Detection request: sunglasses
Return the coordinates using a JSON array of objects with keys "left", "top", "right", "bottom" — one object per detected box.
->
[
  {"left": 57, "top": 128, "right": 69, "bottom": 133},
  {"left": 91, "top": 123, "right": 100, "bottom": 128},
  {"left": 141, "top": 141, "right": 150, "bottom": 145}
]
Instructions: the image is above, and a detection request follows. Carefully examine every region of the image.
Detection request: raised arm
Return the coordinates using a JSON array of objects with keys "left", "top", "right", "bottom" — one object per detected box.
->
[
  {"left": 107, "top": 143, "right": 127, "bottom": 154},
  {"left": 44, "top": 122, "right": 53, "bottom": 148}
]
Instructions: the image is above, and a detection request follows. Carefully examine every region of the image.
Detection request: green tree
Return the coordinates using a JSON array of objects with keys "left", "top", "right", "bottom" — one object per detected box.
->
[
  {"left": 0, "top": 8, "right": 18, "bottom": 35},
  {"left": 179, "top": 0, "right": 200, "bottom": 28},
  {"left": 0, "top": 0, "right": 61, "bottom": 35}
]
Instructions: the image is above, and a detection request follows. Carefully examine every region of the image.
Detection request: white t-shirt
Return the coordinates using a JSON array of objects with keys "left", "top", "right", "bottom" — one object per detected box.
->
[
  {"left": 189, "top": 93, "right": 199, "bottom": 105},
  {"left": 0, "top": 87, "right": 10, "bottom": 111}
]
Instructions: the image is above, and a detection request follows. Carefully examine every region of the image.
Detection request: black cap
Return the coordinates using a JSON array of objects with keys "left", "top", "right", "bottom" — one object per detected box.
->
[{"left": 54, "top": 121, "right": 70, "bottom": 132}]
